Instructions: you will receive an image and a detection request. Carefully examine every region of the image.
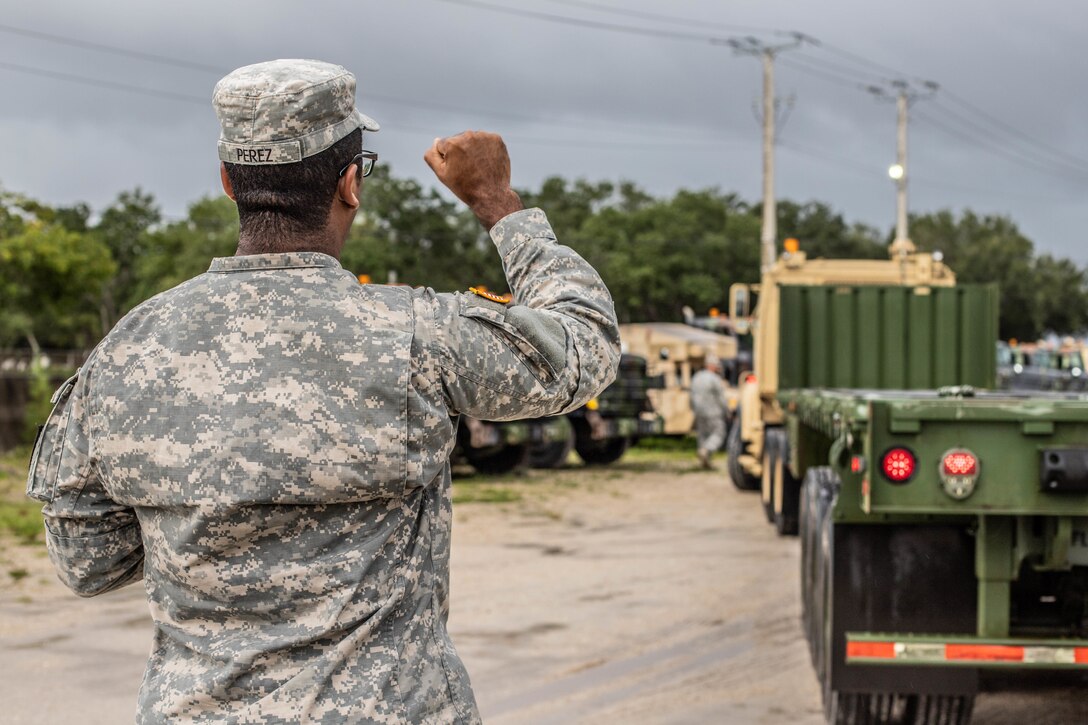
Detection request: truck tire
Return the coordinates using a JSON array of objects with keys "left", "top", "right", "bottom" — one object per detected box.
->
[
  {"left": 769, "top": 429, "right": 801, "bottom": 537},
  {"left": 760, "top": 434, "right": 777, "bottom": 523},
  {"left": 806, "top": 466, "right": 974, "bottom": 725},
  {"left": 465, "top": 444, "right": 530, "bottom": 475},
  {"left": 802, "top": 467, "right": 838, "bottom": 678},
  {"left": 575, "top": 436, "right": 629, "bottom": 466},
  {"left": 726, "top": 411, "right": 760, "bottom": 491},
  {"left": 529, "top": 433, "right": 574, "bottom": 469}
]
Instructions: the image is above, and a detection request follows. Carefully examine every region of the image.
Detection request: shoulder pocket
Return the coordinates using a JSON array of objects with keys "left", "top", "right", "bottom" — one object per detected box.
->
[
  {"left": 458, "top": 295, "right": 558, "bottom": 384},
  {"left": 26, "top": 370, "right": 80, "bottom": 503}
]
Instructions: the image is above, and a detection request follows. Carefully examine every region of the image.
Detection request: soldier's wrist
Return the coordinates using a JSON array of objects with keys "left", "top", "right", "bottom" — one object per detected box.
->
[{"left": 471, "top": 189, "right": 524, "bottom": 231}]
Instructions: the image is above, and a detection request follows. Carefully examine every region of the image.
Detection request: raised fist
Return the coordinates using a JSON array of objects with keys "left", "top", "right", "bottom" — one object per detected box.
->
[{"left": 424, "top": 130, "right": 523, "bottom": 229}]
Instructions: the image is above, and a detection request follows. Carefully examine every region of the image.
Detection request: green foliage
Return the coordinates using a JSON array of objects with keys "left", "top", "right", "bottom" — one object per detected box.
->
[
  {"left": 908, "top": 210, "right": 1067, "bottom": 339},
  {"left": 342, "top": 166, "right": 496, "bottom": 292},
  {"left": 131, "top": 196, "right": 239, "bottom": 303},
  {"left": 0, "top": 220, "right": 116, "bottom": 350},
  {"left": 1, "top": 174, "right": 1087, "bottom": 355},
  {"left": 21, "top": 362, "right": 55, "bottom": 445},
  {"left": 0, "top": 447, "right": 41, "bottom": 544},
  {"left": 451, "top": 484, "right": 522, "bottom": 504}
]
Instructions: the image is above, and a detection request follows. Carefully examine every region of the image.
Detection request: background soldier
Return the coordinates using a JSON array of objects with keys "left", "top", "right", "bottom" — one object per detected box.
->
[
  {"left": 690, "top": 356, "right": 729, "bottom": 469},
  {"left": 27, "top": 59, "right": 619, "bottom": 723}
]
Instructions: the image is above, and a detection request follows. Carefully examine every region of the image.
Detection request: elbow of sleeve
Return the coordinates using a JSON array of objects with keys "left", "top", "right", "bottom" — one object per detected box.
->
[
  {"left": 46, "top": 524, "right": 145, "bottom": 597},
  {"left": 61, "top": 554, "right": 145, "bottom": 598}
]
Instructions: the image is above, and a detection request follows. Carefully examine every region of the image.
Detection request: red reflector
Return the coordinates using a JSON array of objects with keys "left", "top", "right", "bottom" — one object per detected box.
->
[
  {"left": 943, "top": 451, "right": 978, "bottom": 476},
  {"left": 946, "top": 644, "right": 1023, "bottom": 662},
  {"left": 848, "top": 641, "right": 896, "bottom": 659},
  {"left": 881, "top": 447, "right": 916, "bottom": 483},
  {"left": 851, "top": 455, "right": 864, "bottom": 473},
  {"left": 744, "top": 374, "right": 757, "bottom": 384}
]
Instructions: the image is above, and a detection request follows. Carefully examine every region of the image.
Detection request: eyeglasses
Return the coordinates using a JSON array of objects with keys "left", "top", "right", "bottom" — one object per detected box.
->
[{"left": 339, "top": 150, "right": 379, "bottom": 179}]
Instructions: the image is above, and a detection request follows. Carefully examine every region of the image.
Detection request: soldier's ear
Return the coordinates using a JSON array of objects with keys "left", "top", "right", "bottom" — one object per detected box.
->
[
  {"left": 220, "top": 163, "right": 236, "bottom": 202},
  {"left": 337, "top": 165, "right": 361, "bottom": 210}
]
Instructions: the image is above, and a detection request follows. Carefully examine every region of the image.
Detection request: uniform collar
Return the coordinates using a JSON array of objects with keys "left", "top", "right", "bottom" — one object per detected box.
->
[{"left": 208, "top": 251, "right": 342, "bottom": 273}]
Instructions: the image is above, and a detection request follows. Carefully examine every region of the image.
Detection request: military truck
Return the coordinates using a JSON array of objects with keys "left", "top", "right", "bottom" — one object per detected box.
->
[
  {"left": 454, "top": 415, "right": 572, "bottom": 474},
  {"left": 620, "top": 323, "right": 738, "bottom": 436},
  {"left": 725, "top": 240, "right": 1088, "bottom": 721},
  {"left": 790, "top": 386, "right": 1088, "bottom": 723},
  {"left": 529, "top": 353, "right": 664, "bottom": 468},
  {"left": 725, "top": 239, "right": 960, "bottom": 534}
]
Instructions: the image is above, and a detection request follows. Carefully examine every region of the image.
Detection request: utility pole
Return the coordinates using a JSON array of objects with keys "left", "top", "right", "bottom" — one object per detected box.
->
[
  {"left": 728, "top": 35, "right": 804, "bottom": 273},
  {"left": 867, "top": 79, "right": 938, "bottom": 253},
  {"left": 894, "top": 85, "right": 909, "bottom": 243}
]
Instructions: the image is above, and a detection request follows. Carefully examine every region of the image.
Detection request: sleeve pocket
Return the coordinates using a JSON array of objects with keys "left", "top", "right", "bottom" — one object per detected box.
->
[
  {"left": 458, "top": 295, "right": 557, "bottom": 384},
  {"left": 26, "top": 370, "right": 80, "bottom": 503}
]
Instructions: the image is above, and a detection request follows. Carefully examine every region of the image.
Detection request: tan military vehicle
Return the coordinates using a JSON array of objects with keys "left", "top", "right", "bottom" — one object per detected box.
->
[
  {"left": 725, "top": 238, "right": 959, "bottom": 533},
  {"left": 620, "top": 323, "right": 738, "bottom": 435}
]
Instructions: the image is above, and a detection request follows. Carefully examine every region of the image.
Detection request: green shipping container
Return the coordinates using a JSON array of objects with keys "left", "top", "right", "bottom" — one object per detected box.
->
[{"left": 777, "top": 284, "right": 998, "bottom": 391}]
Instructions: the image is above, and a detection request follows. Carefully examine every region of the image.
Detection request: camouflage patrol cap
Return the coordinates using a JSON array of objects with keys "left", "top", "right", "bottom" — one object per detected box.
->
[{"left": 213, "top": 59, "right": 379, "bottom": 166}]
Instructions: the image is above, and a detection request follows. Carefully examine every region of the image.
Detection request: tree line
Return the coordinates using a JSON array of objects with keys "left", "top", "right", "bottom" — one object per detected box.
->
[{"left": 1, "top": 166, "right": 1085, "bottom": 352}]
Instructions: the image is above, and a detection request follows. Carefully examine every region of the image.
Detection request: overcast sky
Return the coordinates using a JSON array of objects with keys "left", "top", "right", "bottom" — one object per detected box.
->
[{"left": 2, "top": 0, "right": 1086, "bottom": 263}]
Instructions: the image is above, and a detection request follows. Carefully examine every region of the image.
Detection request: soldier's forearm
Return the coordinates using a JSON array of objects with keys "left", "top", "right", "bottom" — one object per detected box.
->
[{"left": 489, "top": 208, "right": 620, "bottom": 409}]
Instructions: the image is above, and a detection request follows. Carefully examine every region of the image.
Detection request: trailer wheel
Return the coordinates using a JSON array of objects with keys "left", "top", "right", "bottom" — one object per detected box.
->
[
  {"left": 465, "top": 444, "right": 530, "bottom": 475},
  {"left": 914, "top": 694, "right": 974, "bottom": 724},
  {"left": 771, "top": 432, "right": 801, "bottom": 537},
  {"left": 760, "top": 432, "right": 778, "bottom": 523},
  {"left": 807, "top": 466, "right": 974, "bottom": 725},
  {"left": 575, "top": 436, "right": 629, "bottom": 466},
  {"left": 726, "top": 410, "right": 760, "bottom": 490},
  {"left": 529, "top": 433, "right": 574, "bottom": 469}
]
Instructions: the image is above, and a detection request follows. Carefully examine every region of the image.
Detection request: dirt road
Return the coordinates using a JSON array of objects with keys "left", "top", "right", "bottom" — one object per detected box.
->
[{"left": 1, "top": 448, "right": 1086, "bottom": 723}]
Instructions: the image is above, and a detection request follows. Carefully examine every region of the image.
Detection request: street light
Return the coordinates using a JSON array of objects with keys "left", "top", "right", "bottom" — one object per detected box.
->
[{"left": 888, "top": 163, "right": 904, "bottom": 180}]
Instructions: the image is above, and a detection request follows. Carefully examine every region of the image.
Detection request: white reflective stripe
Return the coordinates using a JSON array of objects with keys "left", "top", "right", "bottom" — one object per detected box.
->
[
  {"left": 1023, "top": 647, "right": 1076, "bottom": 664},
  {"left": 894, "top": 642, "right": 944, "bottom": 662}
]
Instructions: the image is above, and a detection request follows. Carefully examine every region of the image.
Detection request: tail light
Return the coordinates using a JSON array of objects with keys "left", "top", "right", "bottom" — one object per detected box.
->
[
  {"left": 939, "top": 448, "right": 980, "bottom": 500},
  {"left": 881, "top": 447, "right": 916, "bottom": 483}
]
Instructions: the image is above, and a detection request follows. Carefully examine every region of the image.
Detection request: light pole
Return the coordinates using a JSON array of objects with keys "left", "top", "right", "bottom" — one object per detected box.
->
[{"left": 867, "top": 79, "right": 937, "bottom": 254}]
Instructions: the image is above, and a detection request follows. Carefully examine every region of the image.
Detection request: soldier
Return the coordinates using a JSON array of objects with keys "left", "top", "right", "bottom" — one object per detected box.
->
[
  {"left": 690, "top": 356, "right": 728, "bottom": 469},
  {"left": 26, "top": 59, "right": 619, "bottom": 723}
]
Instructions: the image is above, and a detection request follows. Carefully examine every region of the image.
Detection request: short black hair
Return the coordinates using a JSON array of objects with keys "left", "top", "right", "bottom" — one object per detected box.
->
[{"left": 224, "top": 129, "right": 361, "bottom": 246}]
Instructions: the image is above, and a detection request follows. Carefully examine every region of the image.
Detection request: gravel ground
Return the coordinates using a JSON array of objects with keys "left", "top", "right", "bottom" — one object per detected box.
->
[{"left": 0, "top": 448, "right": 1086, "bottom": 723}]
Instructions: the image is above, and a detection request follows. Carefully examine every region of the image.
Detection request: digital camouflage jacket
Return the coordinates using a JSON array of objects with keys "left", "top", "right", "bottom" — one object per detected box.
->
[{"left": 26, "top": 208, "right": 620, "bottom": 724}]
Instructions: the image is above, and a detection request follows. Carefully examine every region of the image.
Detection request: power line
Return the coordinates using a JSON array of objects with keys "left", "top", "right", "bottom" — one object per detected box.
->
[
  {"left": 912, "top": 109, "right": 1088, "bottom": 183},
  {"left": 939, "top": 90, "right": 1088, "bottom": 170},
  {"left": 0, "top": 59, "right": 726, "bottom": 152},
  {"left": 777, "top": 56, "right": 868, "bottom": 92},
  {"left": 806, "top": 38, "right": 913, "bottom": 83},
  {"left": 788, "top": 50, "right": 891, "bottom": 85},
  {"left": 431, "top": 0, "right": 736, "bottom": 45},
  {"left": 0, "top": 22, "right": 222, "bottom": 74},
  {"left": 927, "top": 99, "right": 1088, "bottom": 178},
  {"left": 0, "top": 60, "right": 208, "bottom": 105},
  {"left": 0, "top": 18, "right": 731, "bottom": 140},
  {"left": 538, "top": 0, "right": 785, "bottom": 35},
  {"left": 779, "top": 139, "right": 1080, "bottom": 203}
]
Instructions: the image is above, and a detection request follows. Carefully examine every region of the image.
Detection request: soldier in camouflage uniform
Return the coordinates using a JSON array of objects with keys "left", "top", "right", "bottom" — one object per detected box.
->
[
  {"left": 27, "top": 59, "right": 620, "bottom": 723},
  {"left": 690, "top": 356, "right": 728, "bottom": 469}
]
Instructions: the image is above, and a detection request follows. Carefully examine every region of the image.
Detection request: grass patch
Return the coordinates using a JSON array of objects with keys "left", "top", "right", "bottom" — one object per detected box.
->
[
  {"left": 452, "top": 484, "right": 523, "bottom": 505},
  {"left": 633, "top": 435, "right": 696, "bottom": 452},
  {"left": 8, "top": 567, "right": 29, "bottom": 582},
  {"left": 0, "top": 447, "right": 43, "bottom": 544}
]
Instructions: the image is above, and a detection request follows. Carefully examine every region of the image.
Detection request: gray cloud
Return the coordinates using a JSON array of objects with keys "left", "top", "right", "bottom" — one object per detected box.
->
[{"left": 1, "top": 0, "right": 1085, "bottom": 261}]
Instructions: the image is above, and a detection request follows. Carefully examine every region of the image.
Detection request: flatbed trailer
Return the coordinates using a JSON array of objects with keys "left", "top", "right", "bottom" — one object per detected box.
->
[{"left": 783, "top": 387, "right": 1088, "bottom": 723}]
